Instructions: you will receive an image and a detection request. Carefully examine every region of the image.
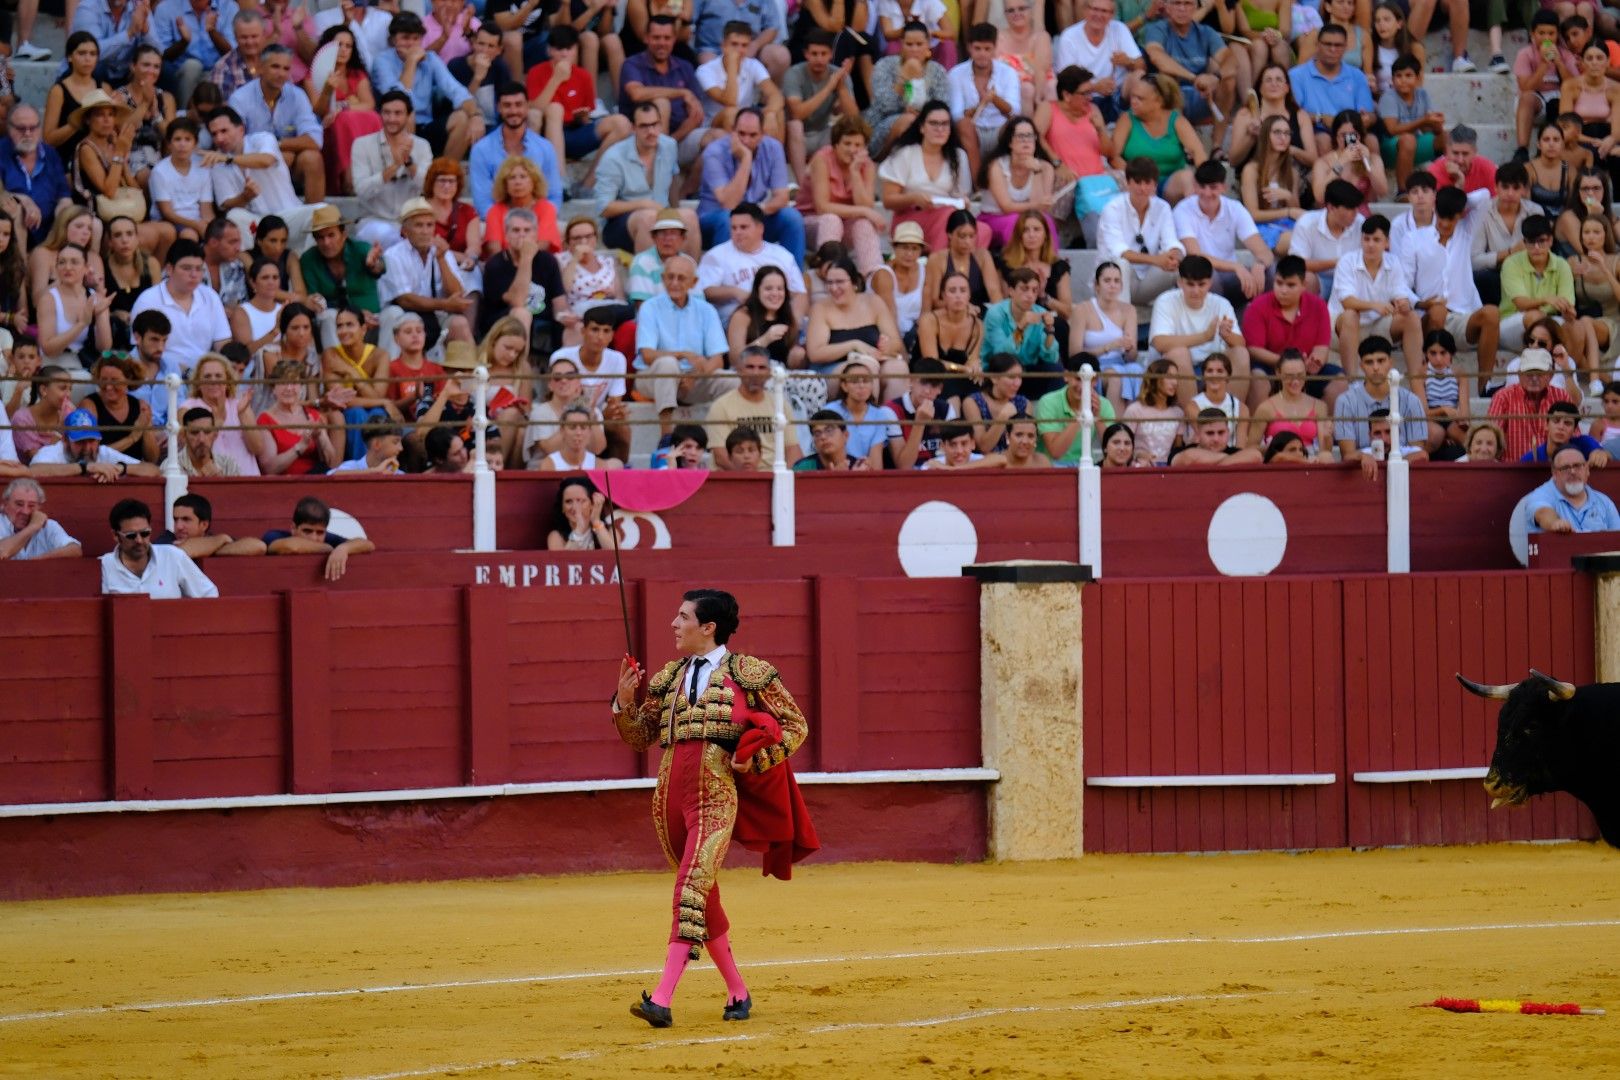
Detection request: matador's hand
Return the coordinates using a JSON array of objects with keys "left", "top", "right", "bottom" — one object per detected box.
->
[{"left": 614, "top": 655, "right": 643, "bottom": 710}]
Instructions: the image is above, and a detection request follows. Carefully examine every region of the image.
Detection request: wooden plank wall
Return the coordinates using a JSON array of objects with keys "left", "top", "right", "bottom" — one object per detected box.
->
[
  {"left": 0, "top": 577, "right": 983, "bottom": 805},
  {"left": 1083, "top": 571, "right": 1598, "bottom": 852}
]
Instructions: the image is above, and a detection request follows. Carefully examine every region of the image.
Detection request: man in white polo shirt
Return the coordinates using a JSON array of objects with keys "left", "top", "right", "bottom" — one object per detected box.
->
[
  {"left": 128, "top": 241, "right": 231, "bottom": 379},
  {"left": 100, "top": 498, "right": 219, "bottom": 598}
]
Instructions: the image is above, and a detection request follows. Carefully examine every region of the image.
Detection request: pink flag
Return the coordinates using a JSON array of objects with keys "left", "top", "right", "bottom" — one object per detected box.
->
[{"left": 587, "top": 470, "right": 709, "bottom": 512}]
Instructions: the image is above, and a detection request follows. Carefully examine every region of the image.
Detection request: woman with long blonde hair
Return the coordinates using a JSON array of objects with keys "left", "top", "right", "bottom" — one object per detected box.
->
[
  {"left": 180, "top": 352, "right": 267, "bottom": 475},
  {"left": 1240, "top": 115, "right": 1304, "bottom": 251},
  {"left": 477, "top": 317, "right": 537, "bottom": 465}
]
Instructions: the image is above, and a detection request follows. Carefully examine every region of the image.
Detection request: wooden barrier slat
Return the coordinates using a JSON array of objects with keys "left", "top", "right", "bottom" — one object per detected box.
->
[
  {"left": 107, "top": 596, "right": 155, "bottom": 800},
  {"left": 286, "top": 590, "right": 332, "bottom": 794},
  {"left": 465, "top": 587, "right": 511, "bottom": 784}
]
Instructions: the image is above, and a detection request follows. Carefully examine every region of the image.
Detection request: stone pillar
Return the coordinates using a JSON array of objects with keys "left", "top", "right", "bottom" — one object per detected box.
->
[
  {"left": 1573, "top": 556, "right": 1620, "bottom": 682},
  {"left": 965, "top": 560, "right": 1091, "bottom": 861}
]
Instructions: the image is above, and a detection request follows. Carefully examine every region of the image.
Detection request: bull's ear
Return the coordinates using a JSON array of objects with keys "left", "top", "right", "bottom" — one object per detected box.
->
[
  {"left": 1457, "top": 673, "right": 1515, "bottom": 700},
  {"left": 1529, "top": 669, "right": 1577, "bottom": 702}
]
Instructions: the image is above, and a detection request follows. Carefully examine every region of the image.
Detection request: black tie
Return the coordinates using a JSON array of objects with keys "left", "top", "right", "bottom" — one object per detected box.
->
[{"left": 687, "top": 658, "right": 706, "bottom": 702}]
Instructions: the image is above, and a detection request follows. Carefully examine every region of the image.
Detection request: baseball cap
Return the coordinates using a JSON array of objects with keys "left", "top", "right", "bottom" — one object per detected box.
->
[
  {"left": 650, "top": 209, "right": 688, "bottom": 232},
  {"left": 65, "top": 408, "right": 101, "bottom": 442},
  {"left": 1518, "top": 348, "right": 1553, "bottom": 373}
]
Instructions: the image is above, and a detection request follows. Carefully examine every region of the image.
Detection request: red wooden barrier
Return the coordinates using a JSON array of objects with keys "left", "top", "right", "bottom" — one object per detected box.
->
[
  {"left": 1081, "top": 571, "right": 1600, "bottom": 853},
  {"left": 1081, "top": 578, "right": 1347, "bottom": 853},
  {"left": 1341, "top": 571, "right": 1597, "bottom": 847}
]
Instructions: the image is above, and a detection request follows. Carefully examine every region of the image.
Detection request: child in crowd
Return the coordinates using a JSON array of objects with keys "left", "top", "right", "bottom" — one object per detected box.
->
[
  {"left": 149, "top": 117, "right": 215, "bottom": 241},
  {"left": 1378, "top": 55, "right": 1446, "bottom": 192},
  {"left": 651, "top": 423, "right": 710, "bottom": 468}
]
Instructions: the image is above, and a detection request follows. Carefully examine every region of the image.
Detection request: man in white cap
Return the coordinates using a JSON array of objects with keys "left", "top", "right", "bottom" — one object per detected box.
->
[
  {"left": 349, "top": 89, "right": 432, "bottom": 249},
  {"left": 379, "top": 196, "right": 475, "bottom": 358},
  {"left": 629, "top": 209, "right": 698, "bottom": 304},
  {"left": 1488, "top": 347, "right": 1576, "bottom": 460}
]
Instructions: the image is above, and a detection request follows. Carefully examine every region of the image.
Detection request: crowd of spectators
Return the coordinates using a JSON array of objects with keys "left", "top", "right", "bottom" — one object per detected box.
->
[{"left": 0, "top": 0, "right": 1618, "bottom": 513}]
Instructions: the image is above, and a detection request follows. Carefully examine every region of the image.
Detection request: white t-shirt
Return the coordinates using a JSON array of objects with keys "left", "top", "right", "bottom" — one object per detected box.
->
[
  {"left": 877, "top": 144, "right": 973, "bottom": 202},
  {"left": 696, "top": 240, "right": 808, "bottom": 325},
  {"left": 379, "top": 238, "right": 448, "bottom": 306},
  {"left": 548, "top": 345, "right": 629, "bottom": 405},
  {"left": 99, "top": 544, "right": 219, "bottom": 598},
  {"left": 1054, "top": 21, "right": 1141, "bottom": 85},
  {"left": 1288, "top": 208, "right": 1360, "bottom": 269},
  {"left": 696, "top": 56, "right": 771, "bottom": 120},
  {"left": 1149, "top": 289, "right": 1241, "bottom": 364},
  {"left": 0, "top": 401, "right": 17, "bottom": 463},
  {"left": 211, "top": 131, "right": 299, "bottom": 217},
  {"left": 149, "top": 156, "right": 215, "bottom": 221},
  {"left": 876, "top": 0, "right": 948, "bottom": 37},
  {"left": 31, "top": 441, "right": 141, "bottom": 466},
  {"left": 1172, "top": 196, "right": 1260, "bottom": 263},
  {"left": 946, "top": 59, "right": 1021, "bottom": 127},
  {"left": 127, "top": 281, "right": 232, "bottom": 378}
]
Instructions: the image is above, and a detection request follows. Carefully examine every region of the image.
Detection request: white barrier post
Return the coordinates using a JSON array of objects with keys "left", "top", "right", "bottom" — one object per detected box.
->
[
  {"left": 770, "top": 362, "right": 795, "bottom": 547},
  {"left": 1386, "top": 369, "right": 1410, "bottom": 574},
  {"left": 1077, "top": 366, "right": 1102, "bottom": 577},
  {"left": 471, "top": 364, "right": 496, "bottom": 552},
  {"left": 161, "top": 373, "right": 186, "bottom": 530}
]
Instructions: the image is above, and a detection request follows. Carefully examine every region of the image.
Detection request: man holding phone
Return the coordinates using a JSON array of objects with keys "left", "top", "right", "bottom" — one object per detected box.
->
[{"left": 528, "top": 26, "right": 633, "bottom": 195}]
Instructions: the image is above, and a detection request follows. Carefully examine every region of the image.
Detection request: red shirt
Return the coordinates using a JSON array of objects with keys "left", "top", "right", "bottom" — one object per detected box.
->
[
  {"left": 1426, "top": 155, "right": 1497, "bottom": 196},
  {"left": 526, "top": 62, "right": 596, "bottom": 119},
  {"left": 1487, "top": 382, "right": 1572, "bottom": 460},
  {"left": 1240, "top": 291, "right": 1331, "bottom": 360}
]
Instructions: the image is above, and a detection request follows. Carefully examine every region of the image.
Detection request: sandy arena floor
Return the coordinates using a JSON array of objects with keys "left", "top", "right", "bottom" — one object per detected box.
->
[{"left": 2, "top": 844, "right": 1618, "bottom": 1079}]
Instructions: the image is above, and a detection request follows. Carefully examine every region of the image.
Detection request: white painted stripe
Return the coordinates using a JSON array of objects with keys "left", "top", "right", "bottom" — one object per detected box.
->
[
  {"left": 343, "top": 991, "right": 1295, "bottom": 1080},
  {"left": 0, "top": 769, "right": 1000, "bottom": 819},
  {"left": 1353, "top": 768, "right": 1490, "bottom": 783},
  {"left": 3, "top": 918, "right": 1614, "bottom": 1027},
  {"left": 1086, "top": 773, "right": 1338, "bottom": 788}
]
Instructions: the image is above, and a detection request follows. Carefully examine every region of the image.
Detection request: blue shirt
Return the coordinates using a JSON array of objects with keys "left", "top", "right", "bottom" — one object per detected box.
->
[
  {"left": 826, "top": 400, "right": 900, "bottom": 461},
  {"left": 692, "top": 0, "right": 785, "bottom": 57},
  {"left": 468, "top": 127, "right": 563, "bottom": 217},
  {"left": 71, "top": 0, "right": 159, "bottom": 82},
  {"left": 1289, "top": 59, "right": 1375, "bottom": 121},
  {"left": 697, "top": 135, "right": 792, "bottom": 217},
  {"left": 619, "top": 51, "right": 704, "bottom": 129},
  {"left": 634, "top": 292, "right": 729, "bottom": 367},
  {"left": 0, "top": 139, "right": 70, "bottom": 246},
  {"left": 1525, "top": 477, "right": 1620, "bottom": 533},
  {"left": 1521, "top": 435, "right": 1603, "bottom": 463},
  {"left": 594, "top": 134, "right": 679, "bottom": 216},
  {"left": 369, "top": 46, "right": 471, "bottom": 124},
  {"left": 227, "top": 79, "right": 322, "bottom": 147},
  {"left": 154, "top": 0, "right": 238, "bottom": 70},
  {"left": 1141, "top": 19, "right": 1222, "bottom": 79}
]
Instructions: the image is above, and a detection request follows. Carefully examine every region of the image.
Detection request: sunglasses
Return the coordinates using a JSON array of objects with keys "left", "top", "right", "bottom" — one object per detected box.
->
[{"left": 118, "top": 528, "right": 153, "bottom": 540}]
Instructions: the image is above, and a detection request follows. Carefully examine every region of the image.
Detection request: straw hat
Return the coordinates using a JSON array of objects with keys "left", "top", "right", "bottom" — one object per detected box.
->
[
  {"left": 442, "top": 341, "right": 478, "bottom": 371},
  {"left": 397, "top": 197, "right": 435, "bottom": 223},
  {"left": 308, "top": 204, "right": 350, "bottom": 234},
  {"left": 69, "top": 89, "right": 134, "bottom": 130},
  {"left": 892, "top": 221, "right": 926, "bottom": 247}
]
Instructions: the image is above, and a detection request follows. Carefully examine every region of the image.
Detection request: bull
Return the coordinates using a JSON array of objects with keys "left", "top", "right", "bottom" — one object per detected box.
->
[{"left": 1457, "top": 669, "right": 1620, "bottom": 847}]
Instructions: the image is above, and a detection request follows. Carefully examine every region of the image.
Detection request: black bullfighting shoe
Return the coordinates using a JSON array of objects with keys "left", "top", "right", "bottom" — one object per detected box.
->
[
  {"left": 632, "top": 991, "right": 673, "bottom": 1028},
  {"left": 722, "top": 995, "right": 753, "bottom": 1021}
]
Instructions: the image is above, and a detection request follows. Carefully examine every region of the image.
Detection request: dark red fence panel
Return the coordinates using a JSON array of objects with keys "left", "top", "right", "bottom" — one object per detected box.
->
[
  {"left": 0, "top": 599, "right": 107, "bottom": 802},
  {"left": 1082, "top": 578, "right": 1346, "bottom": 853},
  {"left": 1342, "top": 571, "right": 1598, "bottom": 847}
]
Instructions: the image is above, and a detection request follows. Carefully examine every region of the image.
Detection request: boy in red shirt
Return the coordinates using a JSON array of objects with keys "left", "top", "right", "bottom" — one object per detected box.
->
[{"left": 527, "top": 26, "right": 633, "bottom": 192}]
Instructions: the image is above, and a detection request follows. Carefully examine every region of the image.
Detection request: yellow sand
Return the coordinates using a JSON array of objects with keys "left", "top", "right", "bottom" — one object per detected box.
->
[{"left": 3, "top": 844, "right": 1619, "bottom": 1079}]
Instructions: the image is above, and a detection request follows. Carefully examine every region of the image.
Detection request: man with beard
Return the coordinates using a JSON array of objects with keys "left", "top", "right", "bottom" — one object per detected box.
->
[
  {"left": 350, "top": 90, "right": 432, "bottom": 248},
  {"left": 100, "top": 498, "right": 219, "bottom": 597},
  {"left": 1527, "top": 446, "right": 1620, "bottom": 533},
  {"left": 0, "top": 105, "right": 73, "bottom": 247},
  {"left": 469, "top": 82, "right": 562, "bottom": 216}
]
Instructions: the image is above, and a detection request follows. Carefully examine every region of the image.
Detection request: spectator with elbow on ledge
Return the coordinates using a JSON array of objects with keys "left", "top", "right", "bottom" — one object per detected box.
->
[
  {"left": 1527, "top": 445, "right": 1620, "bottom": 533},
  {"left": 263, "top": 496, "right": 376, "bottom": 581},
  {"left": 100, "top": 498, "right": 220, "bottom": 598},
  {"left": 160, "top": 492, "right": 268, "bottom": 558},
  {"left": 0, "top": 478, "right": 81, "bottom": 560}
]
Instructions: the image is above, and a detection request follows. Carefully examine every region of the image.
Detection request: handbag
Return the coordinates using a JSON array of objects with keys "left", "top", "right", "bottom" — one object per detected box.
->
[
  {"left": 1075, "top": 174, "right": 1120, "bottom": 218},
  {"left": 95, "top": 186, "right": 146, "bottom": 224}
]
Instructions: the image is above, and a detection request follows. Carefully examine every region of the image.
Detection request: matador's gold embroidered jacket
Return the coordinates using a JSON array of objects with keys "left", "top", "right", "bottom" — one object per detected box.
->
[{"left": 612, "top": 652, "right": 808, "bottom": 773}]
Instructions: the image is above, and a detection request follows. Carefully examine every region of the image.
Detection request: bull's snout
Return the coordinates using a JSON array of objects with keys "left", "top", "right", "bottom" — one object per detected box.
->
[{"left": 1483, "top": 770, "right": 1529, "bottom": 810}]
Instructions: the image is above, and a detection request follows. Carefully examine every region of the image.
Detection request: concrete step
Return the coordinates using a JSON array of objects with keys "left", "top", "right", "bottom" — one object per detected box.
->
[{"left": 1420, "top": 72, "right": 1520, "bottom": 121}]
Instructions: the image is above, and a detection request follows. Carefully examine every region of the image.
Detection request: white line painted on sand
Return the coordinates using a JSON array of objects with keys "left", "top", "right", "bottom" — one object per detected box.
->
[
  {"left": 342, "top": 991, "right": 1297, "bottom": 1080},
  {"left": 3, "top": 920, "right": 1615, "bottom": 1026}
]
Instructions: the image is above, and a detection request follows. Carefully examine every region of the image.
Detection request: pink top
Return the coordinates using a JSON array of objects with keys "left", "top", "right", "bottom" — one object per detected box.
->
[
  {"left": 1047, "top": 103, "right": 1105, "bottom": 179},
  {"left": 264, "top": 6, "right": 318, "bottom": 83},
  {"left": 421, "top": 10, "right": 480, "bottom": 63},
  {"left": 181, "top": 396, "right": 262, "bottom": 477},
  {"left": 797, "top": 146, "right": 864, "bottom": 212},
  {"left": 8, "top": 407, "right": 61, "bottom": 462},
  {"left": 1265, "top": 415, "right": 1318, "bottom": 445}
]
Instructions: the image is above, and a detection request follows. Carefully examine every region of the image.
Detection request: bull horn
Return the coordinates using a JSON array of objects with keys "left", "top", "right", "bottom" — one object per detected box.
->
[
  {"left": 1529, "top": 669, "right": 1577, "bottom": 701},
  {"left": 1456, "top": 673, "right": 1516, "bottom": 700}
]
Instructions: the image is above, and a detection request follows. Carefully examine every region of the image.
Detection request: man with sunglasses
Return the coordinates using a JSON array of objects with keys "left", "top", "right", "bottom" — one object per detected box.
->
[{"left": 100, "top": 498, "right": 219, "bottom": 598}]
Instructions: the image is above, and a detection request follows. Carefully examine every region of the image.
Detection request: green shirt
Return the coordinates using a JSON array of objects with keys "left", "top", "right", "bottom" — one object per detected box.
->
[
  {"left": 299, "top": 238, "right": 382, "bottom": 315},
  {"left": 1499, "top": 250, "right": 1574, "bottom": 323},
  {"left": 1035, "top": 386, "right": 1116, "bottom": 465}
]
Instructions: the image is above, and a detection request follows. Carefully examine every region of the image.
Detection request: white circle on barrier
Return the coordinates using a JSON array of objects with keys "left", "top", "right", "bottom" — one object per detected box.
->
[
  {"left": 898, "top": 500, "right": 979, "bottom": 578},
  {"left": 1509, "top": 494, "right": 1530, "bottom": 567},
  {"left": 1207, "top": 493, "right": 1287, "bottom": 576}
]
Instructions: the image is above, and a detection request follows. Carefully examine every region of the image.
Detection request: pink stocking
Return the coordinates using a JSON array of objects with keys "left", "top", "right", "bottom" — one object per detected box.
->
[
  {"left": 651, "top": 941, "right": 691, "bottom": 1007},
  {"left": 706, "top": 932, "right": 750, "bottom": 1004}
]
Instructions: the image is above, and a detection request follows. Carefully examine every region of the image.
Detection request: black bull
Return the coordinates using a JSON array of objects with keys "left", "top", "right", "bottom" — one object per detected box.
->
[{"left": 1458, "top": 669, "right": 1620, "bottom": 847}]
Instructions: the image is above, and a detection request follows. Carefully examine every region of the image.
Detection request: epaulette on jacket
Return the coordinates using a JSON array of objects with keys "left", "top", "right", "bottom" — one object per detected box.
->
[
  {"left": 647, "top": 659, "right": 685, "bottom": 696},
  {"left": 727, "top": 653, "right": 778, "bottom": 691}
]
